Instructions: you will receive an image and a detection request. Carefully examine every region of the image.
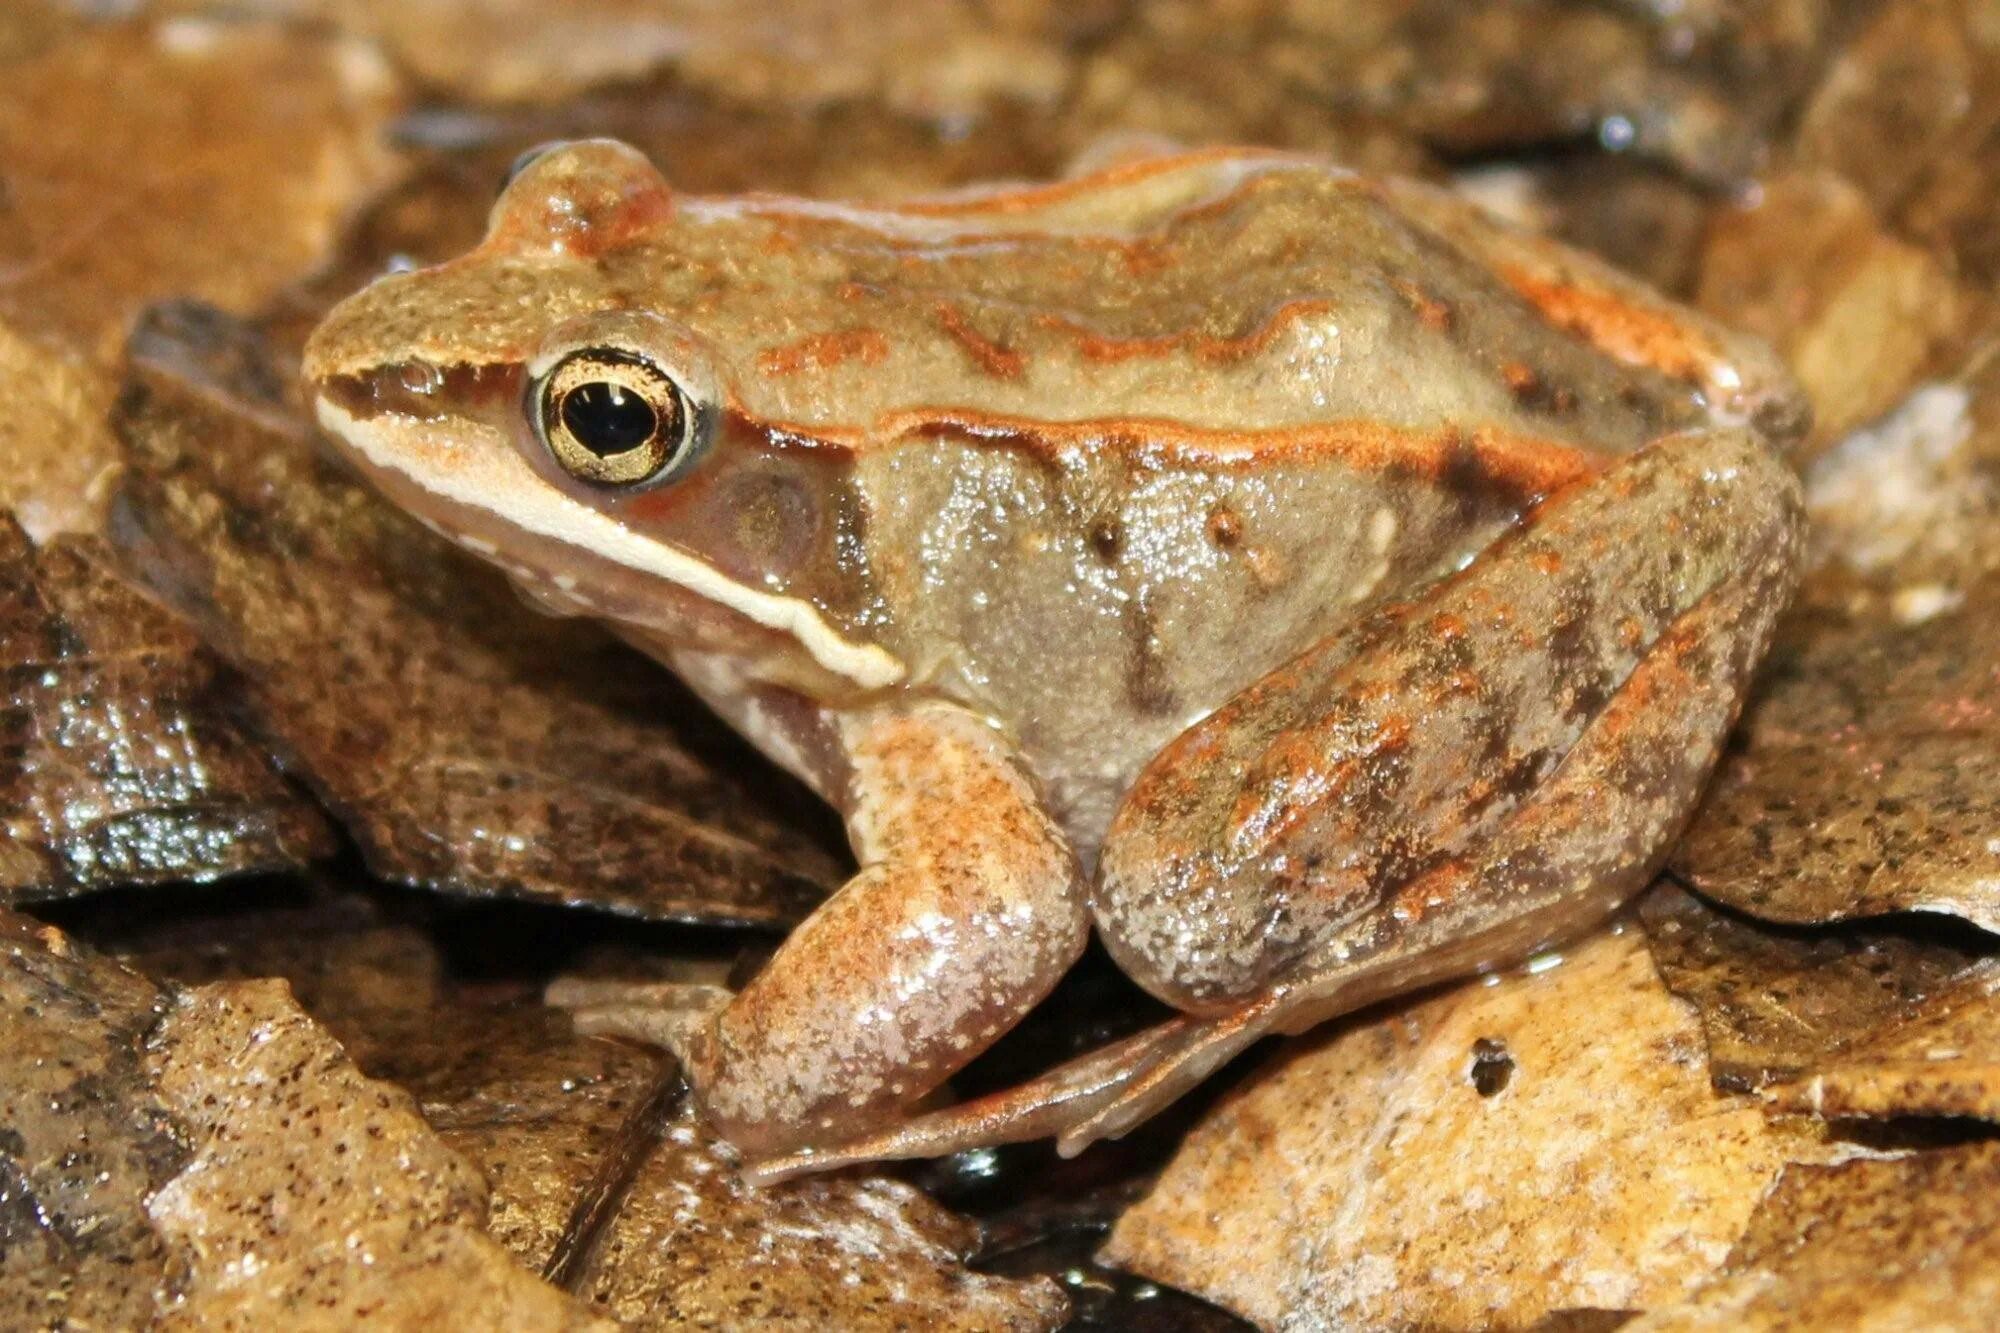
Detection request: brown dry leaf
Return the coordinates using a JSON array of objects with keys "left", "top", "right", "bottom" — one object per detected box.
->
[
  {"left": 1792, "top": 0, "right": 2000, "bottom": 224},
  {"left": 1640, "top": 882, "right": 1993, "bottom": 1095},
  {"left": 0, "top": 909, "right": 605, "bottom": 1330},
  {"left": 0, "top": 299, "right": 123, "bottom": 542},
  {"left": 1668, "top": 580, "right": 2000, "bottom": 931},
  {"left": 1074, "top": 0, "right": 1845, "bottom": 185},
  {"left": 0, "top": 515, "right": 333, "bottom": 899},
  {"left": 1760, "top": 959, "right": 2000, "bottom": 1123},
  {"left": 1627, "top": 1144, "right": 2000, "bottom": 1331},
  {"left": 580, "top": 1102, "right": 1070, "bottom": 1330},
  {"left": 1103, "top": 929, "right": 1828, "bottom": 1331},
  {"left": 112, "top": 302, "right": 843, "bottom": 924},
  {"left": 1695, "top": 171, "right": 1970, "bottom": 455},
  {"left": 0, "top": 16, "right": 404, "bottom": 357},
  {"left": 153, "top": 0, "right": 1096, "bottom": 112}
]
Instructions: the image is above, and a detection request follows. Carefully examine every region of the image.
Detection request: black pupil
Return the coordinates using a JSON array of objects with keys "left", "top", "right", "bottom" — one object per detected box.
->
[{"left": 559, "top": 382, "right": 661, "bottom": 456}]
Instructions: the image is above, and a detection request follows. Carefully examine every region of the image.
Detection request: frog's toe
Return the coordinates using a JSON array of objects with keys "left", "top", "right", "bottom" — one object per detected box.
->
[
  {"left": 546, "top": 977, "right": 731, "bottom": 1065},
  {"left": 737, "top": 1003, "right": 1284, "bottom": 1184}
]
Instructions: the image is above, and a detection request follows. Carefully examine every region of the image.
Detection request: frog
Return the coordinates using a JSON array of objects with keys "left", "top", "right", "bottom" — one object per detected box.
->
[{"left": 302, "top": 139, "right": 1806, "bottom": 1184}]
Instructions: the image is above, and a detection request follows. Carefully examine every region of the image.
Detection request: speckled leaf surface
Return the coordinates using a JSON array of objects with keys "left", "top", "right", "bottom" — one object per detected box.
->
[
  {"left": 1640, "top": 882, "right": 1994, "bottom": 1095},
  {"left": 0, "top": 516, "right": 332, "bottom": 899},
  {"left": 1668, "top": 580, "right": 2000, "bottom": 931},
  {"left": 1102, "top": 929, "right": 1831, "bottom": 1331},
  {"left": 1628, "top": 1144, "right": 2000, "bottom": 1332},
  {"left": 0, "top": 910, "right": 608, "bottom": 1330}
]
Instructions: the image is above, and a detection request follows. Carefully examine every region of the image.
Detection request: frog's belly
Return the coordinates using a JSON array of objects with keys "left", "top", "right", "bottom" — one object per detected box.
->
[{"left": 867, "top": 450, "right": 1533, "bottom": 862}]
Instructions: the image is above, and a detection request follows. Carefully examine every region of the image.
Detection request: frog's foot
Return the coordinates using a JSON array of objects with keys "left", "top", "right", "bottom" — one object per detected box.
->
[
  {"left": 742, "top": 996, "right": 1281, "bottom": 1185},
  {"left": 546, "top": 977, "right": 732, "bottom": 1073}
]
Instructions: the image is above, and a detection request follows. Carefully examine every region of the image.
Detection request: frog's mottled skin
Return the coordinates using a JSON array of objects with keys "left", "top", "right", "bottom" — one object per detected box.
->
[{"left": 304, "top": 141, "right": 1805, "bottom": 1180}]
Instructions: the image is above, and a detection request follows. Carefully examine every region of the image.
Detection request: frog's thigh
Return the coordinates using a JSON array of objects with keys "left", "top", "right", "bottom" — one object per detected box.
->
[
  {"left": 1095, "top": 427, "right": 1804, "bottom": 1016},
  {"left": 690, "top": 703, "right": 1088, "bottom": 1158}
]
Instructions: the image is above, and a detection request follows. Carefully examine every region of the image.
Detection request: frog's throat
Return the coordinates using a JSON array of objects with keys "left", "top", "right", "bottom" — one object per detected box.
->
[{"left": 313, "top": 398, "right": 906, "bottom": 691}]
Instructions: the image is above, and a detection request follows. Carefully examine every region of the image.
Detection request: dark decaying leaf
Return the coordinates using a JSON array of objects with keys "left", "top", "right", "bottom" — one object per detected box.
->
[
  {"left": 1668, "top": 579, "right": 2000, "bottom": 931},
  {"left": 1071, "top": 0, "right": 1847, "bottom": 185},
  {"left": 0, "top": 514, "right": 333, "bottom": 899},
  {"left": 0, "top": 909, "right": 609, "bottom": 1330},
  {"left": 1102, "top": 930, "right": 1830, "bottom": 1332},
  {"left": 60, "top": 879, "right": 1074, "bottom": 1330},
  {"left": 110, "top": 303, "right": 845, "bottom": 925},
  {"left": 1627, "top": 1144, "right": 2000, "bottom": 1331},
  {"left": 0, "top": 911, "right": 182, "bottom": 1330},
  {"left": 1759, "top": 958, "right": 2000, "bottom": 1124},
  {"left": 1640, "top": 882, "right": 1995, "bottom": 1096}
]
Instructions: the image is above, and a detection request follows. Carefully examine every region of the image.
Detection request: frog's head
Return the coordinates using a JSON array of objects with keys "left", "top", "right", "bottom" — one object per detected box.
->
[{"left": 302, "top": 139, "right": 903, "bottom": 698}]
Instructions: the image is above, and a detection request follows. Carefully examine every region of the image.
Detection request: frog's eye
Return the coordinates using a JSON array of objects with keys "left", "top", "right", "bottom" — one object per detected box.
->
[{"left": 534, "top": 349, "right": 696, "bottom": 486}]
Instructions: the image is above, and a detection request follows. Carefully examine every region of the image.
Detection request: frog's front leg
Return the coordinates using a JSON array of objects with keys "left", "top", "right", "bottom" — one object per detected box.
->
[
  {"left": 756, "top": 427, "right": 1802, "bottom": 1179},
  {"left": 563, "top": 701, "right": 1089, "bottom": 1161}
]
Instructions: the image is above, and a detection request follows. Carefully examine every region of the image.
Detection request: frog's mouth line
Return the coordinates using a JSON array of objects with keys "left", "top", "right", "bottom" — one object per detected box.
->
[{"left": 311, "top": 397, "right": 906, "bottom": 692}]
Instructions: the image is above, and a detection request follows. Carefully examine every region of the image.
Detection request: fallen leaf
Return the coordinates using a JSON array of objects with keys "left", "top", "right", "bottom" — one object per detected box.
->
[
  {"left": 1762, "top": 959, "right": 2000, "bottom": 1123},
  {"left": 1640, "top": 882, "right": 1993, "bottom": 1095},
  {"left": 0, "top": 909, "right": 606, "bottom": 1330},
  {"left": 0, "top": 316, "right": 122, "bottom": 541},
  {"left": 0, "top": 16, "right": 404, "bottom": 357},
  {"left": 577, "top": 1102, "right": 1070, "bottom": 1330},
  {"left": 156, "top": 0, "right": 1090, "bottom": 112},
  {"left": 0, "top": 911, "right": 182, "bottom": 1330},
  {"left": 1627, "top": 1144, "right": 2000, "bottom": 1331},
  {"left": 112, "top": 302, "right": 844, "bottom": 925},
  {"left": 1802, "top": 340, "right": 2000, "bottom": 600},
  {"left": 1073, "top": 0, "right": 1845, "bottom": 185},
  {"left": 1695, "top": 171, "right": 1969, "bottom": 454},
  {"left": 0, "top": 515, "right": 333, "bottom": 899},
  {"left": 1103, "top": 929, "right": 1828, "bottom": 1331},
  {"left": 1669, "top": 581, "right": 2000, "bottom": 931},
  {"left": 147, "top": 977, "right": 612, "bottom": 1331}
]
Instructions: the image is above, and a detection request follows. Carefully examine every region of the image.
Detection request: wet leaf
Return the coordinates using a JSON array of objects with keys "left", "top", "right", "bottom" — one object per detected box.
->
[
  {"left": 1628, "top": 1144, "right": 2000, "bottom": 1331},
  {"left": 0, "top": 911, "right": 183, "bottom": 1330},
  {"left": 1760, "top": 958, "right": 2000, "bottom": 1123},
  {"left": 1669, "top": 580, "right": 2000, "bottom": 932},
  {"left": 0, "top": 16, "right": 404, "bottom": 357},
  {"left": 1103, "top": 929, "right": 1828, "bottom": 1332},
  {"left": 0, "top": 515, "right": 333, "bottom": 899},
  {"left": 0, "top": 910, "right": 607, "bottom": 1330},
  {"left": 1640, "top": 882, "right": 1995, "bottom": 1096},
  {"left": 112, "top": 303, "right": 843, "bottom": 925}
]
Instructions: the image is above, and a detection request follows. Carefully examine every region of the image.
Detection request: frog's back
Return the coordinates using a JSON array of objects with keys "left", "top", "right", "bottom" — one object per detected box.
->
[{"left": 615, "top": 149, "right": 1799, "bottom": 463}]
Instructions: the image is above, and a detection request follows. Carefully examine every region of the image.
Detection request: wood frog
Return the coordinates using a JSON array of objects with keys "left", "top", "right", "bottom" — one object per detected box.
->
[{"left": 303, "top": 141, "right": 1806, "bottom": 1182}]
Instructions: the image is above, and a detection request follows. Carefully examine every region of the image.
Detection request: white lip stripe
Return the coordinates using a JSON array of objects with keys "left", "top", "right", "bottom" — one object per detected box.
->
[{"left": 315, "top": 398, "right": 906, "bottom": 690}]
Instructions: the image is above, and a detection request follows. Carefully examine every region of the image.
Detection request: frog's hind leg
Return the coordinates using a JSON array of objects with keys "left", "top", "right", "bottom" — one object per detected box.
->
[{"left": 760, "top": 427, "right": 1803, "bottom": 1177}]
